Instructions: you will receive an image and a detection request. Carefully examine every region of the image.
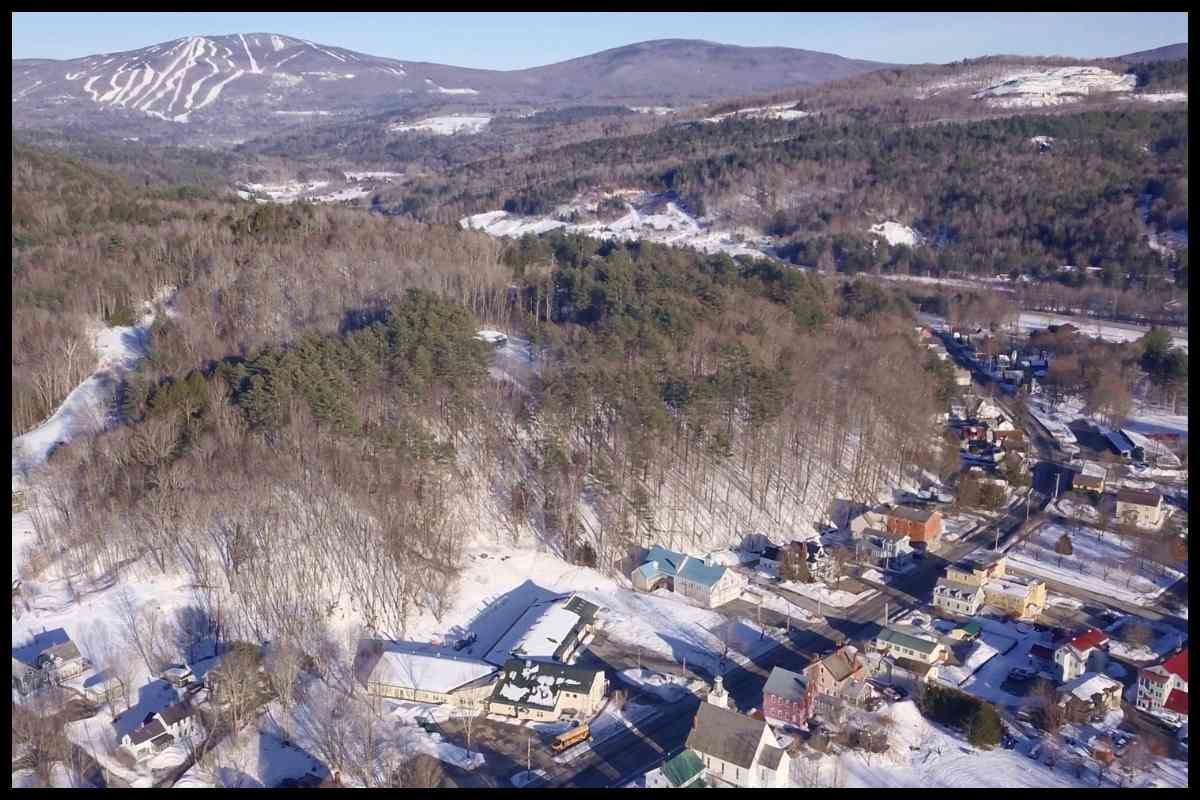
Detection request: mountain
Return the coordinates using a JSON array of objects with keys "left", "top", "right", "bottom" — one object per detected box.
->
[
  {"left": 10, "top": 34, "right": 892, "bottom": 146},
  {"left": 1117, "top": 42, "right": 1188, "bottom": 63}
]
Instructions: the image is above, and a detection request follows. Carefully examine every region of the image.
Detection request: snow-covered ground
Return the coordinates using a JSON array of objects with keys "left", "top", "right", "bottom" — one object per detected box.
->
[
  {"left": 628, "top": 106, "right": 675, "bottom": 115},
  {"left": 972, "top": 66, "right": 1137, "bottom": 108},
  {"left": 776, "top": 579, "right": 874, "bottom": 609},
  {"left": 1104, "top": 616, "right": 1185, "bottom": 664},
  {"left": 236, "top": 180, "right": 329, "bottom": 203},
  {"left": 869, "top": 221, "right": 923, "bottom": 248},
  {"left": 1123, "top": 91, "right": 1188, "bottom": 104},
  {"left": 616, "top": 669, "right": 695, "bottom": 701},
  {"left": 1016, "top": 311, "right": 1188, "bottom": 353},
  {"left": 461, "top": 190, "right": 773, "bottom": 260},
  {"left": 390, "top": 115, "right": 491, "bottom": 135},
  {"left": 1006, "top": 520, "right": 1186, "bottom": 607},
  {"left": 343, "top": 170, "right": 402, "bottom": 182},
  {"left": 702, "top": 102, "right": 810, "bottom": 123}
]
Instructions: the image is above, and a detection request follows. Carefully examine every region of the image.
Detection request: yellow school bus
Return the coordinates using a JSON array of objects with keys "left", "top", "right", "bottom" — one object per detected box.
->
[{"left": 551, "top": 723, "right": 591, "bottom": 753}]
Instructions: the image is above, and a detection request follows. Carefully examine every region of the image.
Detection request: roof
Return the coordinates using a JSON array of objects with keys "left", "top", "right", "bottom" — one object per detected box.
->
[
  {"left": 887, "top": 506, "right": 936, "bottom": 524},
  {"left": 935, "top": 578, "right": 983, "bottom": 600},
  {"left": 866, "top": 527, "right": 908, "bottom": 542},
  {"left": 1165, "top": 689, "right": 1189, "bottom": 716},
  {"left": 686, "top": 702, "right": 766, "bottom": 769},
  {"left": 1162, "top": 649, "right": 1188, "bottom": 682},
  {"left": 876, "top": 627, "right": 940, "bottom": 655},
  {"left": 369, "top": 647, "right": 498, "bottom": 695},
  {"left": 764, "top": 666, "right": 808, "bottom": 702},
  {"left": 815, "top": 648, "right": 863, "bottom": 683},
  {"left": 127, "top": 719, "right": 166, "bottom": 746},
  {"left": 677, "top": 556, "right": 729, "bottom": 589},
  {"left": 42, "top": 640, "right": 82, "bottom": 663},
  {"left": 1059, "top": 673, "right": 1122, "bottom": 704},
  {"left": 1117, "top": 487, "right": 1162, "bottom": 508},
  {"left": 485, "top": 594, "right": 597, "bottom": 665},
  {"left": 662, "top": 750, "right": 705, "bottom": 788},
  {"left": 490, "top": 658, "right": 602, "bottom": 710},
  {"left": 1065, "top": 628, "right": 1109, "bottom": 655},
  {"left": 639, "top": 545, "right": 686, "bottom": 578},
  {"left": 956, "top": 622, "right": 983, "bottom": 637},
  {"left": 986, "top": 575, "right": 1040, "bottom": 599},
  {"left": 759, "top": 745, "right": 786, "bottom": 770},
  {"left": 894, "top": 657, "right": 934, "bottom": 677},
  {"left": 158, "top": 701, "right": 194, "bottom": 727},
  {"left": 1105, "top": 430, "right": 1135, "bottom": 454}
]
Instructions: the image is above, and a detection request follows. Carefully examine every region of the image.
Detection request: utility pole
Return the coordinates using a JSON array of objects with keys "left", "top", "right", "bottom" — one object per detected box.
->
[
  {"left": 527, "top": 733, "right": 532, "bottom": 772},
  {"left": 757, "top": 593, "right": 763, "bottom": 638},
  {"left": 1054, "top": 471, "right": 1061, "bottom": 502}
]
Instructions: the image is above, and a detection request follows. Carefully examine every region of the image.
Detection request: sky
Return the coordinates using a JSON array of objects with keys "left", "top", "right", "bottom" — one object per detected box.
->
[{"left": 11, "top": 12, "right": 1188, "bottom": 68}]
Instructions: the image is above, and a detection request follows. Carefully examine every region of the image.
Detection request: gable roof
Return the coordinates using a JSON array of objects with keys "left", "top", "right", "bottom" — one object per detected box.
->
[
  {"left": 1059, "top": 673, "right": 1122, "bottom": 704},
  {"left": 1064, "top": 628, "right": 1109, "bottom": 655},
  {"left": 640, "top": 545, "right": 686, "bottom": 578},
  {"left": 764, "top": 666, "right": 808, "bottom": 702},
  {"left": 759, "top": 744, "right": 786, "bottom": 770},
  {"left": 1162, "top": 648, "right": 1188, "bottom": 682},
  {"left": 127, "top": 719, "right": 166, "bottom": 746},
  {"left": 158, "top": 701, "right": 194, "bottom": 727},
  {"left": 686, "top": 702, "right": 766, "bottom": 769},
  {"left": 1164, "top": 689, "right": 1189, "bottom": 716},
  {"left": 490, "top": 658, "right": 602, "bottom": 710},
  {"left": 369, "top": 647, "right": 497, "bottom": 695},
  {"left": 662, "top": 749, "right": 705, "bottom": 788},
  {"left": 1116, "top": 487, "right": 1162, "bottom": 508},
  {"left": 876, "top": 627, "right": 940, "bottom": 655},
  {"left": 887, "top": 506, "right": 936, "bottom": 524},
  {"left": 41, "top": 640, "right": 82, "bottom": 663},
  {"left": 815, "top": 648, "right": 862, "bottom": 682},
  {"left": 894, "top": 657, "right": 934, "bottom": 677},
  {"left": 677, "top": 556, "right": 729, "bottom": 588},
  {"left": 935, "top": 578, "right": 982, "bottom": 600}
]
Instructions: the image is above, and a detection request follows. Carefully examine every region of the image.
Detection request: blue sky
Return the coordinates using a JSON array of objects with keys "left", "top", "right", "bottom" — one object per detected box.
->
[{"left": 11, "top": 12, "right": 1188, "bottom": 68}]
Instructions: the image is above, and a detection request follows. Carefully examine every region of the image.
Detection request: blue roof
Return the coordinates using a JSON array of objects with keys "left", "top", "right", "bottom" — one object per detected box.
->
[
  {"left": 636, "top": 546, "right": 727, "bottom": 588},
  {"left": 643, "top": 545, "right": 685, "bottom": 576},
  {"left": 678, "top": 557, "right": 727, "bottom": 588}
]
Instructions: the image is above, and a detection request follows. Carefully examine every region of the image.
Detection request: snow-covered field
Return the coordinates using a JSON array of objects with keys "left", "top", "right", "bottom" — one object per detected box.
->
[
  {"left": 777, "top": 579, "right": 874, "bottom": 609},
  {"left": 972, "top": 66, "right": 1137, "bottom": 108},
  {"left": 869, "top": 221, "right": 923, "bottom": 248},
  {"left": 702, "top": 102, "right": 810, "bottom": 123},
  {"left": 389, "top": 114, "right": 491, "bottom": 135},
  {"left": 1016, "top": 311, "right": 1188, "bottom": 352},
  {"left": 1006, "top": 521, "right": 1186, "bottom": 607},
  {"left": 461, "top": 191, "right": 773, "bottom": 260},
  {"left": 236, "top": 180, "right": 329, "bottom": 203},
  {"left": 343, "top": 170, "right": 402, "bottom": 182},
  {"left": 1124, "top": 91, "right": 1188, "bottom": 104},
  {"left": 1104, "top": 616, "right": 1185, "bottom": 664}
]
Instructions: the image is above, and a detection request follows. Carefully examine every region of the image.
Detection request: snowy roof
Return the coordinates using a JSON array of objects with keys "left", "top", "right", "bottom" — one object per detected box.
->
[
  {"left": 490, "top": 658, "right": 602, "bottom": 710},
  {"left": 483, "top": 593, "right": 598, "bottom": 666},
  {"left": 887, "top": 506, "right": 936, "bottom": 524},
  {"left": 764, "top": 666, "right": 808, "bottom": 702},
  {"left": 935, "top": 577, "right": 983, "bottom": 600},
  {"left": 369, "top": 647, "right": 498, "bottom": 694},
  {"left": 1078, "top": 461, "right": 1107, "bottom": 479},
  {"left": 1064, "top": 628, "right": 1109, "bottom": 655},
  {"left": 127, "top": 719, "right": 167, "bottom": 746},
  {"left": 1059, "top": 673, "right": 1122, "bottom": 704},
  {"left": 678, "top": 556, "right": 728, "bottom": 588},
  {"left": 985, "top": 575, "right": 1039, "bottom": 599},
  {"left": 475, "top": 330, "right": 508, "bottom": 344}
]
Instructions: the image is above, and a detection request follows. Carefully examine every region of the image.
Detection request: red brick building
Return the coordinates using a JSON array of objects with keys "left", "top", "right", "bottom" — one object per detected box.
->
[
  {"left": 885, "top": 506, "right": 943, "bottom": 546},
  {"left": 762, "top": 666, "right": 810, "bottom": 727}
]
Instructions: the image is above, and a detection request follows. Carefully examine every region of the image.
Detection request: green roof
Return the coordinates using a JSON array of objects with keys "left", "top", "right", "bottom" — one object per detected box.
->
[
  {"left": 664, "top": 751, "right": 705, "bottom": 788},
  {"left": 957, "top": 622, "right": 982, "bottom": 637},
  {"left": 876, "top": 626, "right": 940, "bottom": 655}
]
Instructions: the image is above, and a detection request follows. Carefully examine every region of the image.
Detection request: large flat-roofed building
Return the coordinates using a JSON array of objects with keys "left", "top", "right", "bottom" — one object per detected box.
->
[
  {"left": 366, "top": 647, "right": 498, "bottom": 710},
  {"left": 488, "top": 658, "right": 606, "bottom": 722}
]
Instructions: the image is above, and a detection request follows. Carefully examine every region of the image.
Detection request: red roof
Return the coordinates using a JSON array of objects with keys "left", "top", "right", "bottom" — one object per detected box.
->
[
  {"left": 1164, "top": 688, "right": 1189, "bottom": 716},
  {"left": 1162, "top": 649, "right": 1188, "bottom": 682},
  {"left": 1069, "top": 628, "right": 1109, "bottom": 653}
]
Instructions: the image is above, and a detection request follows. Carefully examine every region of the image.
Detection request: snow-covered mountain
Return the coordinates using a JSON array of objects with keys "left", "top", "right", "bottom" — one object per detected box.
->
[{"left": 11, "top": 34, "right": 891, "bottom": 146}]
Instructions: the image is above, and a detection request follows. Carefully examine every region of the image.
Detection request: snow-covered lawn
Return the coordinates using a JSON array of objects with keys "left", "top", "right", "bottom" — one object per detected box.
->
[
  {"left": 1006, "top": 521, "right": 1186, "bottom": 607},
  {"left": 1103, "top": 616, "right": 1185, "bottom": 664},
  {"left": 617, "top": 668, "right": 696, "bottom": 701},
  {"left": 941, "top": 512, "right": 987, "bottom": 543}
]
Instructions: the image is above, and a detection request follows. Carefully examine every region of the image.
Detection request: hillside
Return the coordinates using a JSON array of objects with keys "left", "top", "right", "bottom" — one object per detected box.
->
[
  {"left": 10, "top": 34, "right": 892, "bottom": 146},
  {"left": 1118, "top": 42, "right": 1188, "bottom": 63}
]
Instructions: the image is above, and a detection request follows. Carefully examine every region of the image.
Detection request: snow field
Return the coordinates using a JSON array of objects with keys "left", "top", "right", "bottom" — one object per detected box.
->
[
  {"left": 972, "top": 66, "right": 1137, "bottom": 108},
  {"left": 390, "top": 114, "right": 492, "bottom": 135},
  {"left": 868, "top": 221, "right": 923, "bottom": 248}
]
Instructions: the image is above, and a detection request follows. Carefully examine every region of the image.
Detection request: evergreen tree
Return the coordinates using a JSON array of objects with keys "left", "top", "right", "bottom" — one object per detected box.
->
[{"left": 967, "top": 702, "right": 1003, "bottom": 748}]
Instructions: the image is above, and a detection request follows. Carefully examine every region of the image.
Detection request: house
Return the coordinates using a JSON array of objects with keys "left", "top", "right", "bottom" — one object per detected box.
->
[
  {"left": 488, "top": 658, "right": 606, "bottom": 722},
  {"left": 950, "top": 621, "right": 983, "bottom": 642},
  {"left": 933, "top": 577, "right": 985, "bottom": 617},
  {"left": 12, "top": 657, "right": 43, "bottom": 697},
  {"left": 660, "top": 750, "right": 707, "bottom": 788},
  {"left": 630, "top": 545, "right": 744, "bottom": 608},
  {"left": 1054, "top": 628, "right": 1110, "bottom": 683},
  {"left": 121, "top": 701, "right": 199, "bottom": 760},
  {"left": 82, "top": 669, "right": 127, "bottom": 707},
  {"left": 1136, "top": 648, "right": 1188, "bottom": 719},
  {"left": 944, "top": 553, "right": 1046, "bottom": 620},
  {"left": 763, "top": 666, "right": 810, "bottom": 728},
  {"left": 37, "top": 639, "right": 89, "bottom": 684},
  {"left": 874, "top": 627, "right": 947, "bottom": 665},
  {"left": 884, "top": 506, "right": 943, "bottom": 548},
  {"left": 804, "top": 645, "right": 870, "bottom": 715},
  {"left": 849, "top": 507, "right": 889, "bottom": 538},
  {"left": 483, "top": 593, "right": 599, "bottom": 666},
  {"left": 1116, "top": 488, "right": 1165, "bottom": 530},
  {"left": 1057, "top": 673, "right": 1124, "bottom": 721},
  {"left": 162, "top": 666, "right": 194, "bottom": 688},
  {"left": 1070, "top": 461, "right": 1106, "bottom": 494},
  {"left": 861, "top": 528, "right": 913, "bottom": 570},
  {"left": 366, "top": 647, "right": 498, "bottom": 710},
  {"left": 973, "top": 398, "right": 1003, "bottom": 422},
  {"left": 686, "top": 680, "right": 790, "bottom": 788},
  {"left": 953, "top": 367, "right": 972, "bottom": 388}
]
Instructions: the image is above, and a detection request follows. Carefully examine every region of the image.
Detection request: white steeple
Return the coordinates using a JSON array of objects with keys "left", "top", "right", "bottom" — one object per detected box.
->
[{"left": 708, "top": 674, "right": 728, "bottom": 709}]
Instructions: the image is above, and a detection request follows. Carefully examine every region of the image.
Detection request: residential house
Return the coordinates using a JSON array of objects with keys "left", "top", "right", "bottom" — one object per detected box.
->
[
  {"left": 944, "top": 554, "right": 1046, "bottom": 620},
  {"left": 1071, "top": 462, "right": 1106, "bottom": 495},
  {"left": 848, "top": 507, "right": 888, "bottom": 538},
  {"left": 82, "top": 669, "right": 127, "bottom": 708},
  {"left": 488, "top": 658, "right": 606, "bottom": 722},
  {"left": 685, "top": 681, "right": 790, "bottom": 788},
  {"left": 884, "top": 506, "right": 943, "bottom": 548},
  {"left": 1054, "top": 628, "right": 1110, "bottom": 683},
  {"left": 483, "top": 593, "right": 599, "bottom": 666},
  {"left": 660, "top": 750, "right": 707, "bottom": 788},
  {"left": 804, "top": 645, "right": 871, "bottom": 716},
  {"left": 37, "top": 639, "right": 89, "bottom": 684},
  {"left": 12, "top": 657, "right": 43, "bottom": 697},
  {"left": 874, "top": 627, "right": 948, "bottom": 665},
  {"left": 953, "top": 367, "right": 972, "bottom": 388},
  {"left": 861, "top": 528, "right": 913, "bottom": 570},
  {"left": 762, "top": 666, "right": 810, "bottom": 728},
  {"left": 630, "top": 545, "right": 744, "bottom": 608},
  {"left": 1057, "top": 673, "right": 1124, "bottom": 721},
  {"left": 121, "top": 701, "right": 199, "bottom": 760},
  {"left": 366, "top": 647, "right": 498, "bottom": 710},
  {"left": 1116, "top": 488, "right": 1165, "bottom": 530},
  {"left": 949, "top": 621, "right": 983, "bottom": 642},
  {"left": 933, "top": 577, "right": 985, "bottom": 617},
  {"left": 1136, "top": 648, "right": 1188, "bottom": 719}
]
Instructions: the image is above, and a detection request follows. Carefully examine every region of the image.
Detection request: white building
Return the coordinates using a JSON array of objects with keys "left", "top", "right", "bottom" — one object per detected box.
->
[
  {"left": 874, "top": 626, "right": 948, "bottom": 665},
  {"left": 631, "top": 545, "right": 744, "bottom": 608},
  {"left": 932, "top": 577, "right": 984, "bottom": 616},
  {"left": 121, "top": 701, "right": 200, "bottom": 760},
  {"left": 685, "top": 678, "right": 790, "bottom": 788},
  {"left": 1054, "top": 628, "right": 1109, "bottom": 683},
  {"left": 1136, "top": 648, "right": 1188, "bottom": 720},
  {"left": 366, "top": 647, "right": 498, "bottom": 710},
  {"left": 1116, "top": 488, "right": 1165, "bottom": 530},
  {"left": 488, "top": 658, "right": 607, "bottom": 722}
]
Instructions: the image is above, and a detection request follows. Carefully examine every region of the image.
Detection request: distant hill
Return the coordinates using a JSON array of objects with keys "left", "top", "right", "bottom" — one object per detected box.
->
[
  {"left": 11, "top": 34, "right": 893, "bottom": 146},
  {"left": 1118, "top": 42, "right": 1188, "bottom": 63}
]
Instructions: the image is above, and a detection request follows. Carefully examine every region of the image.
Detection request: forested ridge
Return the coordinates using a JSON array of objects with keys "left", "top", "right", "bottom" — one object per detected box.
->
[{"left": 16, "top": 142, "right": 955, "bottom": 650}]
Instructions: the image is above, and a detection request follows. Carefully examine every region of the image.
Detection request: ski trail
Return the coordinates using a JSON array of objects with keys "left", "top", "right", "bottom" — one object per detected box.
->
[
  {"left": 97, "top": 63, "right": 130, "bottom": 102},
  {"left": 165, "top": 37, "right": 204, "bottom": 114},
  {"left": 191, "top": 69, "right": 245, "bottom": 111},
  {"left": 83, "top": 75, "right": 101, "bottom": 101},
  {"left": 184, "top": 41, "right": 220, "bottom": 110},
  {"left": 275, "top": 51, "right": 303, "bottom": 69},
  {"left": 135, "top": 39, "right": 195, "bottom": 111},
  {"left": 119, "top": 67, "right": 157, "bottom": 106},
  {"left": 270, "top": 34, "right": 287, "bottom": 51},
  {"left": 304, "top": 39, "right": 347, "bottom": 62},
  {"left": 239, "top": 33, "right": 262, "bottom": 74}
]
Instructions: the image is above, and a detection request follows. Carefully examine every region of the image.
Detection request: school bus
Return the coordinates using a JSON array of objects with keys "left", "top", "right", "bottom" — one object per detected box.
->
[{"left": 551, "top": 723, "right": 591, "bottom": 753}]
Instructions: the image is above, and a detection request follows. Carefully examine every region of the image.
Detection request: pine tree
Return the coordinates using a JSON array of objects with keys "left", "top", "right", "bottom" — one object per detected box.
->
[{"left": 967, "top": 702, "right": 1003, "bottom": 748}]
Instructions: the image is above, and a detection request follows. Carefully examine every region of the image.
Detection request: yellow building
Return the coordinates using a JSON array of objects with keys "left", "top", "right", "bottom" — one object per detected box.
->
[
  {"left": 489, "top": 658, "right": 607, "bottom": 722},
  {"left": 943, "top": 553, "right": 1046, "bottom": 620}
]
